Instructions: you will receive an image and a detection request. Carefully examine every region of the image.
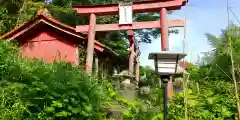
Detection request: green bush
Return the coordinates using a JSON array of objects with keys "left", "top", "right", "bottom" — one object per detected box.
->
[
  {"left": 167, "top": 65, "right": 237, "bottom": 120},
  {"left": 0, "top": 40, "right": 109, "bottom": 119}
]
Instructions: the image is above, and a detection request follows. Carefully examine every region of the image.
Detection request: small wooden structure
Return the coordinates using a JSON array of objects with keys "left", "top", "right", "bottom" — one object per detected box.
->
[{"left": 0, "top": 9, "right": 124, "bottom": 78}]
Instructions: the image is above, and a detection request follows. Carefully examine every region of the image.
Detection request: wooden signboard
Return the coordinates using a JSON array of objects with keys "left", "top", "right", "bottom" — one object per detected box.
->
[{"left": 119, "top": 3, "right": 133, "bottom": 25}]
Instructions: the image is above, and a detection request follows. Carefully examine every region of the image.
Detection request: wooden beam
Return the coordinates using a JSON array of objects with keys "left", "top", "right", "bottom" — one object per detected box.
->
[
  {"left": 72, "top": 0, "right": 187, "bottom": 15},
  {"left": 76, "top": 20, "right": 184, "bottom": 32}
]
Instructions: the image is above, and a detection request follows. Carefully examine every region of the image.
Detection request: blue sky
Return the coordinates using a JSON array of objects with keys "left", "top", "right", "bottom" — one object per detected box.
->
[{"left": 140, "top": 0, "right": 240, "bottom": 68}]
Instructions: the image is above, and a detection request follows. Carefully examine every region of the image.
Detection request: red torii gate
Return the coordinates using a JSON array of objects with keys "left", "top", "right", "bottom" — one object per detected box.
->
[{"left": 72, "top": 0, "right": 187, "bottom": 75}]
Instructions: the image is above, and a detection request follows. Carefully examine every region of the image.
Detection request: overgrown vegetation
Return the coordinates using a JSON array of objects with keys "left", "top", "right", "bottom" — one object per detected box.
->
[
  {"left": 1, "top": 25, "right": 240, "bottom": 119},
  {"left": 0, "top": 40, "right": 144, "bottom": 119},
  {"left": 1, "top": 0, "right": 240, "bottom": 120},
  {"left": 167, "top": 25, "right": 240, "bottom": 120},
  {"left": 0, "top": 40, "right": 109, "bottom": 119},
  {"left": 129, "top": 25, "right": 240, "bottom": 120},
  {"left": 0, "top": 40, "right": 160, "bottom": 120}
]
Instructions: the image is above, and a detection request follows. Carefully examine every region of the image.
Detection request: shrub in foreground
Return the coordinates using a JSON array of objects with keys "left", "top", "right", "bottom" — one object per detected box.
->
[{"left": 0, "top": 41, "right": 109, "bottom": 119}]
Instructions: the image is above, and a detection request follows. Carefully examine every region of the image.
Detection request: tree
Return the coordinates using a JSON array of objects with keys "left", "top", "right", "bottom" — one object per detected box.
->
[
  {"left": 200, "top": 25, "right": 240, "bottom": 81},
  {"left": 0, "top": 0, "right": 45, "bottom": 34}
]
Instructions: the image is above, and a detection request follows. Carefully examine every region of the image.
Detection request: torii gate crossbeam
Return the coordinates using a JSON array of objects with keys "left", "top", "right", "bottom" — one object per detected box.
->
[
  {"left": 72, "top": 0, "right": 187, "bottom": 15},
  {"left": 76, "top": 20, "right": 184, "bottom": 32}
]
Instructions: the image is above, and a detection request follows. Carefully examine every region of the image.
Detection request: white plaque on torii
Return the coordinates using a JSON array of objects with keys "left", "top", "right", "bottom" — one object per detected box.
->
[{"left": 119, "top": 3, "right": 133, "bottom": 25}]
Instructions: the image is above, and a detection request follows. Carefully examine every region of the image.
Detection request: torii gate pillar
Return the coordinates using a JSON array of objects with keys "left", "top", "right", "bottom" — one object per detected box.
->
[
  {"left": 86, "top": 13, "right": 96, "bottom": 73},
  {"left": 128, "top": 30, "right": 135, "bottom": 74},
  {"left": 160, "top": 8, "right": 169, "bottom": 51}
]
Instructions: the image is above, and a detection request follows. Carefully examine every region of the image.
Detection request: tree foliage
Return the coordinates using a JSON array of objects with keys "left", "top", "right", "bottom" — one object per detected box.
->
[
  {"left": 199, "top": 25, "right": 240, "bottom": 81},
  {"left": 139, "top": 66, "right": 159, "bottom": 86}
]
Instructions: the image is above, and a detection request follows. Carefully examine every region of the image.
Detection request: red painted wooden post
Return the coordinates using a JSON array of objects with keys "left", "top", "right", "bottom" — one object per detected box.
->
[
  {"left": 160, "top": 8, "right": 169, "bottom": 51},
  {"left": 127, "top": 30, "right": 135, "bottom": 74},
  {"left": 85, "top": 13, "right": 96, "bottom": 73},
  {"left": 160, "top": 8, "right": 172, "bottom": 99},
  {"left": 167, "top": 77, "right": 174, "bottom": 97},
  {"left": 135, "top": 55, "right": 140, "bottom": 83}
]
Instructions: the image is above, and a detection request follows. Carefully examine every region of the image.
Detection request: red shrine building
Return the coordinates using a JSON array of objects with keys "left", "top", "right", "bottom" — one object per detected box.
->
[{"left": 0, "top": 9, "right": 124, "bottom": 77}]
